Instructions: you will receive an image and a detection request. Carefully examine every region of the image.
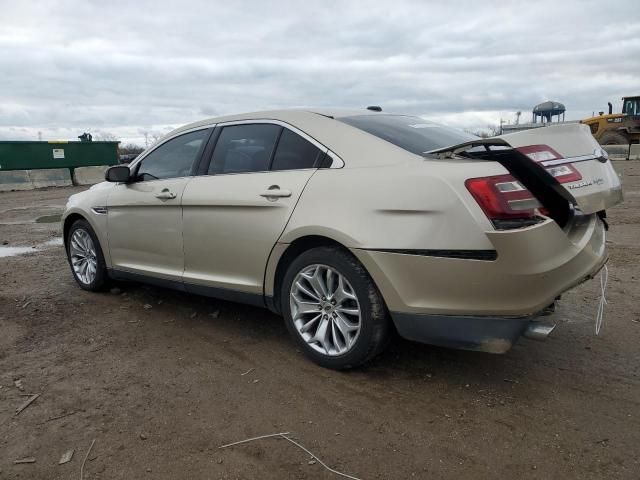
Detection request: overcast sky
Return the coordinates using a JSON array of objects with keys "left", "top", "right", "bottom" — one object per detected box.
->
[{"left": 1, "top": 0, "right": 638, "bottom": 145}]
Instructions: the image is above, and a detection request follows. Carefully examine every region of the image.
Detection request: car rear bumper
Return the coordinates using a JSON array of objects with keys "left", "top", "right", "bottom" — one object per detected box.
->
[
  {"left": 390, "top": 312, "right": 533, "bottom": 353},
  {"left": 351, "top": 214, "right": 607, "bottom": 352}
]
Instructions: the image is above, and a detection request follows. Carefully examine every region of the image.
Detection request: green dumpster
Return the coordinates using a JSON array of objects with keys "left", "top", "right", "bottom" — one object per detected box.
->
[{"left": 0, "top": 140, "right": 119, "bottom": 171}]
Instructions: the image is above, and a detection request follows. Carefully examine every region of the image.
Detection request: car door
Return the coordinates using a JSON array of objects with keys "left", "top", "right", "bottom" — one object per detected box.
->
[
  {"left": 107, "top": 128, "right": 211, "bottom": 280},
  {"left": 181, "top": 122, "right": 327, "bottom": 302}
]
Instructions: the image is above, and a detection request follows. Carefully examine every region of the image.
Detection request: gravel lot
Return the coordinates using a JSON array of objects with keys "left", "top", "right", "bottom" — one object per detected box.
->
[{"left": 1, "top": 161, "right": 639, "bottom": 479}]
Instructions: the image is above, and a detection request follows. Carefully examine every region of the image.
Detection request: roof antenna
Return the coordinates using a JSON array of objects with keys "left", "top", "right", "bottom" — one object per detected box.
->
[{"left": 366, "top": 106, "right": 382, "bottom": 112}]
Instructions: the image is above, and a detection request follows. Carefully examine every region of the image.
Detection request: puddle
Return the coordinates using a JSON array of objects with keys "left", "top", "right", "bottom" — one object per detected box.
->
[
  {"left": 0, "top": 208, "right": 63, "bottom": 225},
  {"left": 0, "top": 237, "right": 63, "bottom": 258},
  {"left": 0, "top": 246, "right": 37, "bottom": 258},
  {"left": 35, "top": 214, "right": 62, "bottom": 223},
  {"left": 42, "top": 237, "right": 63, "bottom": 247}
]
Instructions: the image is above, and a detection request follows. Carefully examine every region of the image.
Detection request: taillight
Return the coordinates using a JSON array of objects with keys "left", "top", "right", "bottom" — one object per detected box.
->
[
  {"left": 466, "top": 174, "right": 542, "bottom": 228},
  {"left": 544, "top": 164, "right": 582, "bottom": 183},
  {"left": 516, "top": 144, "right": 582, "bottom": 184}
]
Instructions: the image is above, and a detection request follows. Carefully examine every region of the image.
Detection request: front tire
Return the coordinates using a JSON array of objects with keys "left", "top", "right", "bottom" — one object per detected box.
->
[
  {"left": 66, "top": 219, "right": 109, "bottom": 291},
  {"left": 281, "top": 246, "right": 390, "bottom": 369}
]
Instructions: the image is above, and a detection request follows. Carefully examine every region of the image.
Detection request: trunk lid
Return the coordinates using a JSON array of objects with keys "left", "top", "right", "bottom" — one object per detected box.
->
[
  {"left": 429, "top": 123, "right": 623, "bottom": 216},
  {"left": 498, "top": 124, "right": 622, "bottom": 214}
]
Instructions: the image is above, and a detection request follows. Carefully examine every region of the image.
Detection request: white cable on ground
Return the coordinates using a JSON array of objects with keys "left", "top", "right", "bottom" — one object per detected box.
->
[
  {"left": 218, "top": 432, "right": 362, "bottom": 480},
  {"left": 595, "top": 264, "right": 608, "bottom": 335},
  {"left": 279, "top": 434, "right": 362, "bottom": 480},
  {"left": 218, "top": 432, "right": 290, "bottom": 449},
  {"left": 80, "top": 439, "right": 95, "bottom": 480}
]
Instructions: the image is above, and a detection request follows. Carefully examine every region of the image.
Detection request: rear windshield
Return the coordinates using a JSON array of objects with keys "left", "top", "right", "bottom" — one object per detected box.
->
[{"left": 338, "top": 114, "right": 477, "bottom": 155}]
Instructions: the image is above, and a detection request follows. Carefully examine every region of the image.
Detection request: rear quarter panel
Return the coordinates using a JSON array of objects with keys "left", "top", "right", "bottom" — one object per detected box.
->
[
  {"left": 279, "top": 160, "right": 508, "bottom": 251},
  {"left": 267, "top": 158, "right": 511, "bottom": 301}
]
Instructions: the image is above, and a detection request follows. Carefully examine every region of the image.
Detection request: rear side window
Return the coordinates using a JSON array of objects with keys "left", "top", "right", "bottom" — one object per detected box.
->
[
  {"left": 209, "top": 124, "right": 281, "bottom": 174},
  {"left": 338, "top": 115, "right": 476, "bottom": 155},
  {"left": 136, "top": 129, "right": 209, "bottom": 181},
  {"left": 271, "top": 129, "right": 324, "bottom": 171}
]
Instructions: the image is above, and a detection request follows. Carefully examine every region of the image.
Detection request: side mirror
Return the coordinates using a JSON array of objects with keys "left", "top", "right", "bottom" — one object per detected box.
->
[{"left": 105, "top": 165, "right": 132, "bottom": 183}]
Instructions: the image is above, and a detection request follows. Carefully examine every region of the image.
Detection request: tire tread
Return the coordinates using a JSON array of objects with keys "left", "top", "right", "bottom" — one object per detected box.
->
[
  {"left": 66, "top": 219, "right": 109, "bottom": 292},
  {"left": 281, "top": 246, "right": 390, "bottom": 369}
]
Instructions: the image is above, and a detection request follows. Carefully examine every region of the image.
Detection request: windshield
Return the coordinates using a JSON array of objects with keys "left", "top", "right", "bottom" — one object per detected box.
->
[
  {"left": 623, "top": 98, "right": 640, "bottom": 116},
  {"left": 338, "top": 114, "right": 477, "bottom": 155}
]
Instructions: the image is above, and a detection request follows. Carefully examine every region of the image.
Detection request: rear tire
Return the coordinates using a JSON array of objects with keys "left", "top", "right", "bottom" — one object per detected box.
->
[
  {"left": 66, "top": 219, "right": 109, "bottom": 291},
  {"left": 599, "top": 131, "right": 629, "bottom": 145},
  {"left": 281, "top": 246, "right": 390, "bottom": 369}
]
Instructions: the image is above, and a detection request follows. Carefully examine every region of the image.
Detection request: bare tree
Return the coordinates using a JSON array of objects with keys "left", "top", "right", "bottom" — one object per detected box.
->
[
  {"left": 95, "top": 132, "right": 119, "bottom": 142},
  {"left": 466, "top": 128, "right": 489, "bottom": 138},
  {"left": 487, "top": 124, "right": 501, "bottom": 136},
  {"left": 118, "top": 143, "right": 144, "bottom": 155},
  {"left": 140, "top": 130, "right": 162, "bottom": 147},
  {"left": 466, "top": 124, "right": 501, "bottom": 138},
  {"left": 140, "top": 130, "right": 151, "bottom": 148}
]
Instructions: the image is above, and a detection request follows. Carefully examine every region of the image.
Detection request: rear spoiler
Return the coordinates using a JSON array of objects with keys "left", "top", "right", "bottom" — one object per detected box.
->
[
  {"left": 425, "top": 138, "right": 578, "bottom": 228},
  {"left": 426, "top": 137, "right": 512, "bottom": 157}
]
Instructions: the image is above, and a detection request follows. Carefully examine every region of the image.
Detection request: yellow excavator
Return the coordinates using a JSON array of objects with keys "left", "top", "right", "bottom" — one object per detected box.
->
[{"left": 581, "top": 96, "right": 640, "bottom": 144}]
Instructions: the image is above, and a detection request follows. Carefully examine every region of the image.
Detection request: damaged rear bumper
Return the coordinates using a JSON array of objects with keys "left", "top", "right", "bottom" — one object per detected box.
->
[
  {"left": 351, "top": 213, "right": 607, "bottom": 353},
  {"left": 390, "top": 311, "right": 557, "bottom": 353}
]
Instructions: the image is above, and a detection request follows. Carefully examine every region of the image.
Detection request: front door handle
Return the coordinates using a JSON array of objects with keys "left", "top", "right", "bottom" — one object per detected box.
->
[
  {"left": 155, "top": 189, "right": 177, "bottom": 200},
  {"left": 260, "top": 186, "right": 292, "bottom": 199}
]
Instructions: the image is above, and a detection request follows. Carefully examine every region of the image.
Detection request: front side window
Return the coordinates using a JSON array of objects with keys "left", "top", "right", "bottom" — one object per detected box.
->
[
  {"left": 338, "top": 114, "right": 476, "bottom": 155},
  {"left": 209, "top": 124, "right": 281, "bottom": 174},
  {"left": 136, "top": 129, "right": 209, "bottom": 181},
  {"left": 271, "top": 129, "right": 324, "bottom": 171}
]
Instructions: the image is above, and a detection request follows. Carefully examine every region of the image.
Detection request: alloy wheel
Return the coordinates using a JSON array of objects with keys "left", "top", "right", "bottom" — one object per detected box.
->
[
  {"left": 289, "top": 264, "right": 362, "bottom": 356},
  {"left": 69, "top": 228, "right": 98, "bottom": 285}
]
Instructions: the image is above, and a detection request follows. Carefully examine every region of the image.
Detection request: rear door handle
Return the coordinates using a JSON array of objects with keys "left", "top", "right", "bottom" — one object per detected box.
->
[
  {"left": 260, "top": 188, "right": 292, "bottom": 199},
  {"left": 155, "top": 189, "right": 177, "bottom": 200}
]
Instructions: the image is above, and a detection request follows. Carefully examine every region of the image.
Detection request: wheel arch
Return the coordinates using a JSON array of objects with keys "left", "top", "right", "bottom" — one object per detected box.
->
[
  {"left": 265, "top": 234, "right": 353, "bottom": 315},
  {"left": 63, "top": 212, "right": 88, "bottom": 250},
  {"left": 62, "top": 209, "right": 111, "bottom": 267}
]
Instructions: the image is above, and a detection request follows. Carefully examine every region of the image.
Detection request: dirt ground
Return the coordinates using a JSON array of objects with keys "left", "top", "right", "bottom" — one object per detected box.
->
[{"left": 1, "top": 162, "right": 639, "bottom": 480}]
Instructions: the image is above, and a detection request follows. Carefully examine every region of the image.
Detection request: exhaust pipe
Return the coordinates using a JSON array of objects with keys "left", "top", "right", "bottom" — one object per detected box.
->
[
  {"left": 608, "top": 102, "right": 613, "bottom": 115},
  {"left": 523, "top": 322, "right": 556, "bottom": 341}
]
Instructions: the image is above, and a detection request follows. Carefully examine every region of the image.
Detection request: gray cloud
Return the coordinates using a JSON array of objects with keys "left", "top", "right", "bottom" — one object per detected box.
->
[{"left": 1, "top": 0, "right": 638, "bottom": 144}]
